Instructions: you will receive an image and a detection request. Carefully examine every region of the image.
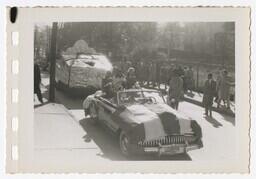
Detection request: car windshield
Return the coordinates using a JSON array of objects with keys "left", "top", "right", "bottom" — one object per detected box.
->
[{"left": 118, "top": 90, "right": 165, "bottom": 105}]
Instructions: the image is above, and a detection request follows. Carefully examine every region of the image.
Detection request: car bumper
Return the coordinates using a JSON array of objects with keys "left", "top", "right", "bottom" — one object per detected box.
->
[{"left": 143, "top": 144, "right": 201, "bottom": 156}]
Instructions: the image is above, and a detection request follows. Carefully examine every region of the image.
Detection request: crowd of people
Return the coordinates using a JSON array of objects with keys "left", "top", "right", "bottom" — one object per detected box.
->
[
  {"left": 113, "top": 60, "right": 195, "bottom": 109},
  {"left": 101, "top": 66, "right": 138, "bottom": 99},
  {"left": 108, "top": 60, "right": 234, "bottom": 118},
  {"left": 202, "top": 70, "right": 235, "bottom": 117},
  {"left": 116, "top": 60, "right": 195, "bottom": 92},
  {"left": 34, "top": 57, "right": 234, "bottom": 118},
  {"left": 101, "top": 61, "right": 195, "bottom": 110}
]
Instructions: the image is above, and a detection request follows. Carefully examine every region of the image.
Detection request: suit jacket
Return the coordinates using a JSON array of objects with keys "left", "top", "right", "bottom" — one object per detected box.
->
[{"left": 203, "top": 79, "right": 216, "bottom": 96}]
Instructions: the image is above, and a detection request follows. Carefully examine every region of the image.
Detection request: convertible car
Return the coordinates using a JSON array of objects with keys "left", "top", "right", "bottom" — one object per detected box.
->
[{"left": 83, "top": 88, "right": 203, "bottom": 157}]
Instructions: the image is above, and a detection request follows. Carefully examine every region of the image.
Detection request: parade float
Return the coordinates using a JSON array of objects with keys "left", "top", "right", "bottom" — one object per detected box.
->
[{"left": 55, "top": 40, "right": 113, "bottom": 97}]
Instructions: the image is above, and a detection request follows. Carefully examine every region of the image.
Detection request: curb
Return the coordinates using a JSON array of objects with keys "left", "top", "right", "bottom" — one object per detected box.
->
[
  {"left": 147, "top": 86, "right": 235, "bottom": 117},
  {"left": 183, "top": 96, "right": 235, "bottom": 117}
]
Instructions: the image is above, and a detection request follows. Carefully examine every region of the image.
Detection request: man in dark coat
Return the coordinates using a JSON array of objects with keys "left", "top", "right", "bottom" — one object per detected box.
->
[
  {"left": 34, "top": 63, "right": 43, "bottom": 103},
  {"left": 168, "top": 70, "right": 183, "bottom": 110},
  {"left": 202, "top": 73, "right": 216, "bottom": 117}
]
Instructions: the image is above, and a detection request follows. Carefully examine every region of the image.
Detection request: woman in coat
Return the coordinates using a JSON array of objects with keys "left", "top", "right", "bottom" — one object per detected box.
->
[{"left": 217, "top": 70, "right": 232, "bottom": 109}]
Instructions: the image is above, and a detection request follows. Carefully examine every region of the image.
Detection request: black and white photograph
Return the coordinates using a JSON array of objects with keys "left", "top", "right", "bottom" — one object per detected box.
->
[
  {"left": 5, "top": 7, "right": 250, "bottom": 173},
  {"left": 34, "top": 21, "right": 236, "bottom": 161}
]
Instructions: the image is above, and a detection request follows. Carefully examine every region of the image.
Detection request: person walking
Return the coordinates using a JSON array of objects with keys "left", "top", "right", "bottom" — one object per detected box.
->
[
  {"left": 202, "top": 73, "right": 216, "bottom": 117},
  {"left": 34, "top": 62, "right": 44, "bottom": 104},
  {"left": 136, "top": 61, "right": 144, "bottom": 85},
  {"left": 168, "top": 70, "right": 183, "bottom": 110}
]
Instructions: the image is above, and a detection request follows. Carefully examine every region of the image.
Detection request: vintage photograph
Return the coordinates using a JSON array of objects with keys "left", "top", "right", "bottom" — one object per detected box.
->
[{"left": 33, "top": 21, "right": 236, "bottom": 161}]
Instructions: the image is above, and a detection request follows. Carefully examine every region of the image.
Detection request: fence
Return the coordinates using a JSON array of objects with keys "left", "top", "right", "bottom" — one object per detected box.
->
[{"left": 114, "top": 60, "right": 235, "bottom": 98}]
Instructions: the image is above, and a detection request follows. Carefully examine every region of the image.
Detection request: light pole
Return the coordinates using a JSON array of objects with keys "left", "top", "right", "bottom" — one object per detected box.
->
[{"left": 49, "top": 22, "right": 58, "bottom": 102}]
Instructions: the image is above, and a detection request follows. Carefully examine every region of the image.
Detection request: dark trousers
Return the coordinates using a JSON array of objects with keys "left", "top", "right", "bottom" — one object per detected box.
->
[
  {"left": 34, "top": 86, "right": 43, "bottom": 103},
  {"left": 205, "top": 106, "right": 212, "bottom": 117}
]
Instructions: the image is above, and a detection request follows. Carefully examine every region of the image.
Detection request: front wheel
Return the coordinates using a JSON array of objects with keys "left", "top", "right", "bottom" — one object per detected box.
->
[{"left": 119, "top": 131, "right": 132, "bottom": 157}]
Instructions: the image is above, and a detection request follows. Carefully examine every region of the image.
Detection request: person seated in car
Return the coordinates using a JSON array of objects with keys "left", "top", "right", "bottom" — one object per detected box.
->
[
  {"left": 126, "top": 67, "right": 137, "bottom": 89},
  {"left": 112, "top": 66, "right": 126, "bottom": 92},
  {"left": 102, "top": 71, "right": 114, "bottom": 98}
]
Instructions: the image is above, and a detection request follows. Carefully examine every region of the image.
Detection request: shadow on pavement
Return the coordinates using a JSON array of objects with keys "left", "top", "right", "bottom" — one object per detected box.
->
[
  {"left": 79, "top": 118, "right": 192, "bottom": 161},
  {"left": 38, "top": 83, "right": 84, "bottom": 110},
  {"left": 204, "top": 116, "right": 223, "bottom": 128},
  {"left": 34, "top": 101, "right": 50, "bottom": 108},
  {"left": 54, "top": 89, "right": 84, "bottom": 110},
  {"left": 218, "top": 113, "right": 235, "bottom": 126},
  {"left": 79, "top": 118, "right": 126, "bottom": 161}
]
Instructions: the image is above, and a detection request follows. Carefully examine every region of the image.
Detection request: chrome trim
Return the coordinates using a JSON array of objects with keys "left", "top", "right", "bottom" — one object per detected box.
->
[
  {"left": 138, "top": 135, "right": 196, "bottom": 147},
  {"left": 143, "top": 144, "right": 200, "bottom": 155}
]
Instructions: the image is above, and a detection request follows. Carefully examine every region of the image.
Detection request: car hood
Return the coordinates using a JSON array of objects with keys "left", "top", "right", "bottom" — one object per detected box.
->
[{"left": 118, "top": 103, "right": 196, "bottom": 141}]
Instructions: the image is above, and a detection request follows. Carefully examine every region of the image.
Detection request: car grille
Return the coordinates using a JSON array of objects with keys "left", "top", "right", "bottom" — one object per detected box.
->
[{"left": 138, "top": 135, "right": 196, "bottom": 147}]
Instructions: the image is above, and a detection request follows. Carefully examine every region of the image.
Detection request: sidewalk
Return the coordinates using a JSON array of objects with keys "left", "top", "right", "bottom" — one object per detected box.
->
[
  {"left": 34, "top": 103, "right": 93, "bottom": 149},
  {"left": 146, "top": 83, "right": 235, "bottom": 117},
  {"left": 183, "top": 92, "right": 235, "bottom": 117},
  {"left": 34, "top": 102, "right": 104, "bottom": 170}
]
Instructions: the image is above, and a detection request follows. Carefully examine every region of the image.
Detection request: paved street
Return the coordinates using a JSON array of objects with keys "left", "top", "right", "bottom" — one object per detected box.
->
[{"left": 34, "top": 73, "right": 236, "bottom": 162}]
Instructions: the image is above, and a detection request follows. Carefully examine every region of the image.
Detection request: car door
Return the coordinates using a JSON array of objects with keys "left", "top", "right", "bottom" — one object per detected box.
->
[{"left": 97, "top": 98, "right": 119, "bottom": 133}]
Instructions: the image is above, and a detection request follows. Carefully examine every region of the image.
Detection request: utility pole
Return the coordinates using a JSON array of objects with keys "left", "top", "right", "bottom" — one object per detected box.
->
[{"left": 49, "top": 22, "right": 58, "bottom": 102}]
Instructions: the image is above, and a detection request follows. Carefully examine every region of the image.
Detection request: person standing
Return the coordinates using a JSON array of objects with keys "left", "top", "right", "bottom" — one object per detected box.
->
[
  {"left": 202, "top": 73, "right": 216, "bottom": 117},
  {"left": 217, "top": 70, "right": 232, "bottom": 109},
  {"left": 167, "top": 64, "right": 175, "bottom": 84},
  {"left": 177, "top": 65, "right": 185, "bottom": 77},
  {"left": 183, "top": 66, "right": 188, "bottom": 93},
  {"left": 149, "top": 62, "right": 157, "bottom": 87},
  {"left": 186, "top": 66, "right": 194, "bottom": 94},
  {"left": 168, "top": 70, "right": 183, "bottom": 110},
  {"left": 160, "top": 64, "right": 168, "bottom": 90},
  {"left": 112, "top": 67, "right": 126, "bottom": 92},
  {"left": 136, "top": 61, "right": 144, "bottom": 85},
  {"left": 155, "top": 61, "right": 161, "bottom": 89},
  {"left": 144, "top": 62, "right": 150, "bottom": 87},
  {"left": 126, "top": 67, "right": 137, "bottom": 89},
  {"left": 214, "top": 69, "right": 222, "bottom": 103},
  {"left": 34, "top": 62, "right": 43, "bottom": 104}
]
